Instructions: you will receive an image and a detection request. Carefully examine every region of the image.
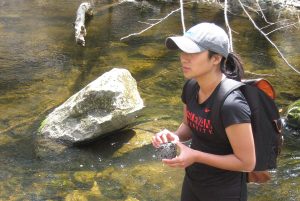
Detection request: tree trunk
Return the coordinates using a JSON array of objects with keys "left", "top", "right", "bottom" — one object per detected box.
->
[{"left": 74, "top": 2, "right": 93, "bottom": 47}]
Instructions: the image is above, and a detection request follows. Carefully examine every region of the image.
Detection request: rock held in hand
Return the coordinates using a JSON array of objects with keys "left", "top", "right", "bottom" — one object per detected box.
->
[{"left": 155, "top": 142, "right": 177, "bottom": 160}]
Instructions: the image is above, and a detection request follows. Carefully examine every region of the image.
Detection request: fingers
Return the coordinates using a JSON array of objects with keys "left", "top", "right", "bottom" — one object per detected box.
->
[
  {"left": 161, "top": 132, "right": 168, "bottom": 144},
  {"left": 166, "top": 132, "right": 179, "bottom": 143},
  {"left": 152, "top": 129, "right": 176, "bottom": 148},
  {"left": 162, "top": 157, "right": 184, "bottom": 168},
  {"left": 152, "top": 135, "right": 162, "bottom": 148},
  {"left": 152, "top": 131, "right": 164, "bottom": 148}
]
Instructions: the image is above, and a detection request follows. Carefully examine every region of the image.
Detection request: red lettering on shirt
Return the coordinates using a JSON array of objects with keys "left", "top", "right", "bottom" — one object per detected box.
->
[{"left": 186, "top": 109, "right": 213, "bottom": 134}]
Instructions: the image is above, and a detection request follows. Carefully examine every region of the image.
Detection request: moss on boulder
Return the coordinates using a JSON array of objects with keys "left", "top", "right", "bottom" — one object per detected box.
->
[{"left": 286, "top": 99, "right": 300, "bottom": 129}]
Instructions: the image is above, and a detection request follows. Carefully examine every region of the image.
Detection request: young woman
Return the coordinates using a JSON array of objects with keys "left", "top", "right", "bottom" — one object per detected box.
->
[{"left": 152, "top": 23, "right": 256, "bottom": 201}]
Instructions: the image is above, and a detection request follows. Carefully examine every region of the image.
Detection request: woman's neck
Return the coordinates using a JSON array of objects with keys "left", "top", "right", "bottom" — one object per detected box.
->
[{"left": 196, "top": 73, "right": 225, "bottom": 104}]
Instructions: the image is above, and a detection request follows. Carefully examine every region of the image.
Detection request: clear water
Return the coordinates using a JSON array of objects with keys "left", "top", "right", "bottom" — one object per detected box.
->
[{"left": 0, "top": 0, "right": 299, "bottom": 200}]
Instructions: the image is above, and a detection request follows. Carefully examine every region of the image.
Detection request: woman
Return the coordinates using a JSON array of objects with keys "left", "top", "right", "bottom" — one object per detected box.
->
[{"left": 152, "top": 23, "right": 256, "bottom": 201}]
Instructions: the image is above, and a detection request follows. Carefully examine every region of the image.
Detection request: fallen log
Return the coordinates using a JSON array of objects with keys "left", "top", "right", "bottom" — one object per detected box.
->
[{"left": 74, "top": 2, "right": 93, "bottom": 47}]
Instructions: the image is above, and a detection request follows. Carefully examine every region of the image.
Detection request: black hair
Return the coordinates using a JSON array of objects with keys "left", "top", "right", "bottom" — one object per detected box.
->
[{"left": 208, "top": 51, "right": 244, "bottom": 81}]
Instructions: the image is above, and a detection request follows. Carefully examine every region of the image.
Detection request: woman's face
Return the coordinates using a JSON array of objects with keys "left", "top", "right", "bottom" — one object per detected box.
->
[{"left": 180, "top": 50, "right": 220, "bottom": 79}]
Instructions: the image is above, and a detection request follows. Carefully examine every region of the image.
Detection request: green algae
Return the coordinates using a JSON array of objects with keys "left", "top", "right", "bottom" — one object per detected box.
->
[
  {"left": 73, "top": 171, "right": 97, "bottom": 184},
  {"left": 0, "top": 135, "right": 17, "bottom": 146},
  {"left": 286, "top": 99, "right": 300, "bottom": 128}
]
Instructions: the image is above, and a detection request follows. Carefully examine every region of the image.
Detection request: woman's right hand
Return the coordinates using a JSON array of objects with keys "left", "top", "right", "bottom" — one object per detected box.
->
[{"left": 152, "top": 129, "right": 180, "bottom": 148}]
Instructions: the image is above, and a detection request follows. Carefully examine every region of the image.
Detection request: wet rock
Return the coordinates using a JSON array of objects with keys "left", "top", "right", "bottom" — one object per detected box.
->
[
  {"left": 65, "top": 181, "right": 102, "bottom": 200},
  {"left": 34, "top": 134, "right": 70, "bottom": 159},
  {"left": 74, "top": 171, "right": 96, "bottom": 184},
  {"left": 0, "top": 135, "right": 16, "bottom": 146},
  {"left": 137, "top": 43, "right": 165, "bottom": 58},
  {"left": 125, "top": 196, "right": 140, "bottom": 201},
  {"left": 155, "top": 142, "right": 177, "bottom": 160},
  {"left": 65, "top": 190, "right": 88, "bottom": 201},
  {"left": 90, "top": 181, "right": 102, "bottom": 196},
  {"left": 286, "top": 99, "right": 300, "bottom": 129},
  {"left": 38, "top": 68, "right": 144, "bottom": 144}
]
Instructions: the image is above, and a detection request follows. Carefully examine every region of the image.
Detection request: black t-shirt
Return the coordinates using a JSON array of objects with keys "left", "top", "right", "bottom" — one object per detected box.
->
[{"left": 181, "top": 79, "right": 251, "bottom": 189}]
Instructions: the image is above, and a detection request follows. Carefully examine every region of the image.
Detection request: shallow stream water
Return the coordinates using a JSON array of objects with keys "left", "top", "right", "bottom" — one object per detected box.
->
[{"left": 0, "top": 0, "right": 299, "bottom": 200}]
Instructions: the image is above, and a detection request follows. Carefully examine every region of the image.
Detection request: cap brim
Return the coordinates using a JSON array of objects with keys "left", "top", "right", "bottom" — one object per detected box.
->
[{"left": 165, "top": 36, "right": 205, "bottom": 53}]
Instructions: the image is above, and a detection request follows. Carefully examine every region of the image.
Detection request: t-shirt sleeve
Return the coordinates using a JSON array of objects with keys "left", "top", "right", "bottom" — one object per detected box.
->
[{"left": 221, "top": 90, "right": 251, "bottom": 128}]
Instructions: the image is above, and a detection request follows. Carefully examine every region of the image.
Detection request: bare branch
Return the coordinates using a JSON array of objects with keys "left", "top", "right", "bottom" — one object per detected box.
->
[
  {"left": 120, "top": 8, "right": 181, "bottom": 41},
  {"left": 224, "top": 0, "right": 233, "bottom": 52},
  {"left": 244, "top": 70, "right": 275, "bottom": 77},
  {"left": 266, "top": 22, "right": 298, "bottom": 35},
  {"left": 238, "top": 0, "right": 300, "bottom": 75},
  {"left": 256, "top": 0, "right": 274, "bottom": 25},
  {"left": 260, "top": 19, "right": 290, "bottom": 30},
  {"left": 180, "top": 0, "right": 186, "bottom": 33},
  {"left": 242, "top": 4, "right": 259, "bottom": 14},
  {"left": 137, "top": 21, "right": 153, "bottom": 26},
  {"left": 147, "top": 19, "right": 163, "bottom": 21}
]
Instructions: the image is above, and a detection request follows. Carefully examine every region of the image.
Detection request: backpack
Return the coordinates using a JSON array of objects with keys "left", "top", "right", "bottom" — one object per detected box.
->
[{"left": 211, "top": 78, "right": 283, "bottom": 183}]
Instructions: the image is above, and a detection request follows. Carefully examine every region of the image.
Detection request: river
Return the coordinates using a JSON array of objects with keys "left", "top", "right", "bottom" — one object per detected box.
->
[{"left": 0, "top": 0, "right": 299, "bottom": 200}]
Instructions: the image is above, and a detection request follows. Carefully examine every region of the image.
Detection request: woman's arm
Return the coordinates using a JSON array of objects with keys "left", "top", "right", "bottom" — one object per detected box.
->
[
  {"left": 174, "top": 105, "right": 193, "bottom": 141},
  {"left": 163, "top": 123, "right": 256, "bottom": 172}
]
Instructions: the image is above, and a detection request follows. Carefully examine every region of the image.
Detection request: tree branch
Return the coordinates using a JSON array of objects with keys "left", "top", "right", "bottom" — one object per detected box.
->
[
  {"left": 260, "top": 19, "right": 290, "bottom": 30},
  {"left": 244, "top": 70, "right": 275, "bottom": 77},
  {"left": 74, "top": 2, "right": 93, "bottom": 47},
  {"left": 256, "top": 0, "right": 274, "bottom": 25},
  {"left": 238, "top": 0, "right": 300, "bottom": 75},
  {"left": 242, "top": 4, "right": 260, "bottom": 14},
  {"left": 180, "top": 0, "right": 186, "bottom": 33},
  {"left": 120, "top": 8, "right": 181, "bottom": 41},
  {"left": 266, "top": 22, "right": 298, "bottom": 35},
  {"left": 224, "top": 0, "right": 234, "bottom": 52}
]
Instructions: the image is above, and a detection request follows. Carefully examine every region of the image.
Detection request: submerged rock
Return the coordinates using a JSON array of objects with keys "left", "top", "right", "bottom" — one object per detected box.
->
[
  {"left": 286, "top": 99, "right": 300, "bottom": 129},
  {"left": 38, "top": 68, "right": 144, "bottom": 144},
  {"left": 95, "top": 162, "right": 183, "bottom": 200},
  {"left": 74, "top": 171, "right": 97, "bottom": 184}
]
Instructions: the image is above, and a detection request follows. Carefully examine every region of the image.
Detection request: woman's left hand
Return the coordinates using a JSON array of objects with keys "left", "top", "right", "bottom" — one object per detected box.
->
[{"left": 162, "top": 141, "right": 197, "bottom": 169}]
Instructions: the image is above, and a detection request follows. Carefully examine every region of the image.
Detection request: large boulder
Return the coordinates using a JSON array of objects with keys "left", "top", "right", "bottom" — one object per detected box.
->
[
  {"left": 286, "top": 99, "right": 300, "bottom": 129},
  {"left": 39, "top": 68, "right": 144, "bottom": 143}
]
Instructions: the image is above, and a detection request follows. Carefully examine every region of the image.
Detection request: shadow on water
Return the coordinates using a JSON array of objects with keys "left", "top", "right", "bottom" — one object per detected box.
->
[{"left": 74, "top": 129, "right": 137, "bottom": 155}]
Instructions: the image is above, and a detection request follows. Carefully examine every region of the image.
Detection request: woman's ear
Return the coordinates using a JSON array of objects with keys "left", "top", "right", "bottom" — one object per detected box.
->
[{"left": 212, "top": 54, "right": 223, "bottom": 65}]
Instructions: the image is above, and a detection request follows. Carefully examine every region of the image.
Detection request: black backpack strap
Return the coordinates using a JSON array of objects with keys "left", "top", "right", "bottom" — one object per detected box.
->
[
  {"left": 183, "top": 79, "right": 199, "bottom": 102},
  {"left": 211, "top": 78, "right": 245, "bottom": 136}
]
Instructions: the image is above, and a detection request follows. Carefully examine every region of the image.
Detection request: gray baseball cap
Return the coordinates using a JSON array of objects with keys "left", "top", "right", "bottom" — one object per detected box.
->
[{"left": 165, "top": 23, "right": 230, "bottom": 58}]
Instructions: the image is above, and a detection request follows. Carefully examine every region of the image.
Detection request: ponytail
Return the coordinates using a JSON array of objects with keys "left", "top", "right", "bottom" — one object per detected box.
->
[
  {"left": 221, "top": 52, "right": 244, "bottom": 81},
  {"left": 208, "top": 51, "right": 244, "bottom": 81}
]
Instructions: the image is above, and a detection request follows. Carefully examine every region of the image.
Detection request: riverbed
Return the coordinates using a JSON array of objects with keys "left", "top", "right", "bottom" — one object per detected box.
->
[{"left": 0, "top": 0, "right": 299, "bottom": 200}]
